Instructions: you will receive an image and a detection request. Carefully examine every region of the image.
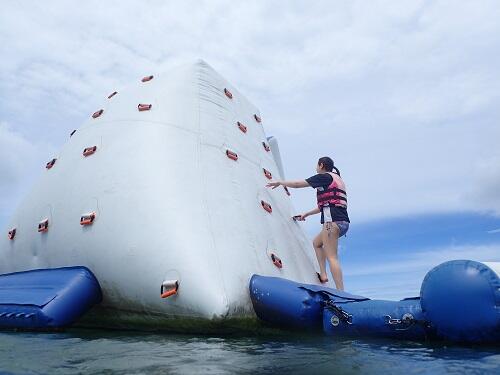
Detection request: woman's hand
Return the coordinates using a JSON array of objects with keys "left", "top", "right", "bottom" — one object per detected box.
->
[
  {"left": 266, "top": 181, "right": 282, "bottom": 189},
  {"left": 293, "top": 213, "right": 308, "bottom": 221}
]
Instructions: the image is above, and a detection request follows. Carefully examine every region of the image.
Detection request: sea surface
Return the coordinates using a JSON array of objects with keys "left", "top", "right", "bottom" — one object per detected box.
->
[{"left": 0, "top": 329, "right": 499, "bottom": 375}]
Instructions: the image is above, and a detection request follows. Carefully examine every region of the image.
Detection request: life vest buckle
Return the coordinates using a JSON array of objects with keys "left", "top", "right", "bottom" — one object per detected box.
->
[
  {"left": 161, "top": 280, "right": 179, "bottom": 298},
  {"left": 80, "top": 212, "right": 96, "bottom": 226}
]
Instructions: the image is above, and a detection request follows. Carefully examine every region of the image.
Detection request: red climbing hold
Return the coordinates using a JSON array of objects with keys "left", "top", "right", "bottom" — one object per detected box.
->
[
  {"left": 224, "top": 88, "right": 233, "bottom": 99},
  {"left": 263, "top": 168, "right": 272, "bottom": 180},
  {"left": 38, "top": 219, "right": 49, "bottom": 233},
  {"left": 270, "top": 253, "right": 283, "bottom": 269},
  {"left": 8, "top": 228, "right": 16, "bottom": 240},
  {"left": 141, "top": 75, "right": 154, "bottom": 82},
  {"left": 92, "top": 109, "right": 104, "bottom": 119},
  {"left": 254, "top": 114, "right": 262, "bottom": 123},
  {"left": 80, "top": 212, "right": 96, "bottom": 226},
  {"left": 83, "top": 146, "right": 97, "bottom": 157},
  {"left": 46, "top": 158, "right": 57, "bottom": 170},
  {"left": 261, "top": 200, "right": 272, "bottom": 213},
  {"left": 262, "top": 142, "right": 271, "bottom": 152},
  {"left": 226, "top": 150, "right": 238, "bottom": 161},
  {"left": 138, "top": 103, "right": 152, "bottom": 111},
  {"left": 237, "top": 122, "right": 247, "bottom": 133}
]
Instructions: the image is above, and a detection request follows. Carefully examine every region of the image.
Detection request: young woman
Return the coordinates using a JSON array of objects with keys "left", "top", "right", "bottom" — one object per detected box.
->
[{"left": 266, "top": 156, "right": 349, "bottom": 290}]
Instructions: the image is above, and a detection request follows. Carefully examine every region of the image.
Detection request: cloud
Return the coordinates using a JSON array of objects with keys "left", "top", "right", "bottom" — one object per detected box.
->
[{"left": 0, "top": 0, "right": 499, "bottom": 225}]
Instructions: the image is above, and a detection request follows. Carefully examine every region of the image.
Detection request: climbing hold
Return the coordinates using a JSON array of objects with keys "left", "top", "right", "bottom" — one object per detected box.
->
[
  {"left": 261, "top": 200, "right": 272, "bottom": 213},
  {"left": 270, "top": 253, "right": 283, "bottom": 269},
  {"left": 138, "top": 103, "right": 152, "bottom": 111},
  {"left": 46, "top": 158, "right": 57, "bottom": 170},
  {"left": 83, "top": 146, "right": 97, "bottom": 157},
  {"left": 226, "top": 149, "right": 238, "bottom": 161},
  {"left": 224, "top": 88, "right": 233, "bottom": 99},
  {"left": 80, "top": 212, "right": 96, "bottom": 226},
  {"left": 108, "top": 91, "right": 118, "bottom": 99},
  {"left": 38, "top": 219, "right": 49, "bottom": 233},
  {"left": 284, "top": 186, "right": 291, "bottom": 196},
  {"left": 141, "top": 75, "right": 154, "bottom": 82},
  {"left": 70, "top": 129, "right": 76, "bottom": 137},
  {"left": 254, "top": 114, "right": 262, "bottom": 123},
  {"left": 92, "top": 109, "right": 104, "bottom": 119},
  {"left": 7, "top": 228, "right": 16, "bottom": 240},
  {"left": 161, "top": 280, "right": 179, "bottom": 298},
  {"left": 262, "top": 142, "right": 271, "bottom": 152},
  {"left": 237, "top": 122, "right": 247, "bottom": 133},
  {"left": 263, "top": 168, "right": 272, "bottom": 180}
]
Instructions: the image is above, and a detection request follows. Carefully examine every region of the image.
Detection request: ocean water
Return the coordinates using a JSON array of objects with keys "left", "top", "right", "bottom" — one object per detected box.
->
[{"left": 1, "top": 329, "right": 499, "bottom": 375}]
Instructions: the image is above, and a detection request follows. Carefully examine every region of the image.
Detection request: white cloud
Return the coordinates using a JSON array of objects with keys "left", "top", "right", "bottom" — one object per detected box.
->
[{"left": 0, "top": 0, "right": 499, "bottom": 225}]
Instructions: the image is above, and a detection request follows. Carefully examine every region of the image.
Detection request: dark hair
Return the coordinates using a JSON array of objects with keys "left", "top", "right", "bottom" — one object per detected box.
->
[{"left": 318, "top": 156, "right": 334, "bottom": 172}]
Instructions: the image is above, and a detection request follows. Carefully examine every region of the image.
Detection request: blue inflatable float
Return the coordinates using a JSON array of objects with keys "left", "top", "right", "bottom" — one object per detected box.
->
[
  {"left": 0, "top": 266, "right": 102, "bottom": 330},
  {"left": 250, "top": 260, "right": 500, "bottom": 344}
]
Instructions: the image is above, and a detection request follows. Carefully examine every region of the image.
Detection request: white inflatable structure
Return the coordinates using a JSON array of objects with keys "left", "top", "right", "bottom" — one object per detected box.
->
[{"left": 0, "top": 60, "right": 320, "bottom": 329}]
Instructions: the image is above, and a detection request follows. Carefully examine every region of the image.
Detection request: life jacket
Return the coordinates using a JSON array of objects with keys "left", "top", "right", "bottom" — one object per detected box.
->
[{"left": 316, "top": 172, "right": 347, "bottom": 208}]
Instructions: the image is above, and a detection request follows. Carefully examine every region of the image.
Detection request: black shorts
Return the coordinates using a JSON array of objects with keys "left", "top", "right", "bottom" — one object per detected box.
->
[{"left": 320, "top": 205, "right": 350, "bottom": 224}]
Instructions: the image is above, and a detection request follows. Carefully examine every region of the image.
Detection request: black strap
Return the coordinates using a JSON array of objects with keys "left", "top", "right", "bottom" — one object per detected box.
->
[
  {"left": 320, "top": 187, "right": 347, "bottom": 195},
  {"left": 318, "top": 196, "right": 347, "bottom": 203}
]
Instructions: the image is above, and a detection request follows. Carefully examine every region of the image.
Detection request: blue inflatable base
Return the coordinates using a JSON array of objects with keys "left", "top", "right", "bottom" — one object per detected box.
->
[{"left": 0, "top": 266, "right": 102, "bottom": 330}]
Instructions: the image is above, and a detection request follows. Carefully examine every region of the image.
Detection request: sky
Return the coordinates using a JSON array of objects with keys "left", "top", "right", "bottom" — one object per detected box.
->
[{"left": 1, "top": 0, "right": 499, "bottom": 299}]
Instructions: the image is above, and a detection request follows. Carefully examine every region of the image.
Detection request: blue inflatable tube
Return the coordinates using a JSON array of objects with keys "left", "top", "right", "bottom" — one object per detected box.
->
[
  {"left": 250, "top": 260, "right": 500, "bottom": 344},
  {"left": 0, "top": 266, "right": 102, "bottom": 330}
]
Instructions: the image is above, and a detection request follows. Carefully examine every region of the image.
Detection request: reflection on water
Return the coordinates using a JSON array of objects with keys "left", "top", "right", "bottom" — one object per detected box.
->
[{"left": 0, "top": 329, "right": 499, "bottom": 374}]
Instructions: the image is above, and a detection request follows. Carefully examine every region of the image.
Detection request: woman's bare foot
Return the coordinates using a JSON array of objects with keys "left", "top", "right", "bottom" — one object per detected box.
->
[{"left": 316, "top": 272, "right": 328, "bottom": 283}]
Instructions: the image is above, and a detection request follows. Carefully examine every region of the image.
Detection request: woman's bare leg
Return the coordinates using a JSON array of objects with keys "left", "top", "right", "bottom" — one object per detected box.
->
[
  {"left": 322, "top": 222, "right": 344, "bottom": 290},
  {"left": 313, "top": 232, "right": 327, "bottom": 280}
]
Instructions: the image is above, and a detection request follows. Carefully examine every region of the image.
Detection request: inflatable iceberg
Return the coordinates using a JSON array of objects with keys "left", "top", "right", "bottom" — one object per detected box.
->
[{"left": 0, "top": 60, "right": 321, "bottom": 329}]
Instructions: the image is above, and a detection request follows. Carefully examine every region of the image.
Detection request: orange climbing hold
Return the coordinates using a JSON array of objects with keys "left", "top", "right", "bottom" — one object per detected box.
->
[
  {"left": 92, "top": 109, "right": 104, "bottom": 119},
  {"left": 80, "top": 212, "right": 96, "bottom": 226},
  {"left": 161, "top": 280, "right": 179, "bottom": 298}
]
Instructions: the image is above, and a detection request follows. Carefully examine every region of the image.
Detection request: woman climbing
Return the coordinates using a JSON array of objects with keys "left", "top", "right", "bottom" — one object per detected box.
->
[{"left": 266, "top": 156, "right": 349, "bottom": 290}]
